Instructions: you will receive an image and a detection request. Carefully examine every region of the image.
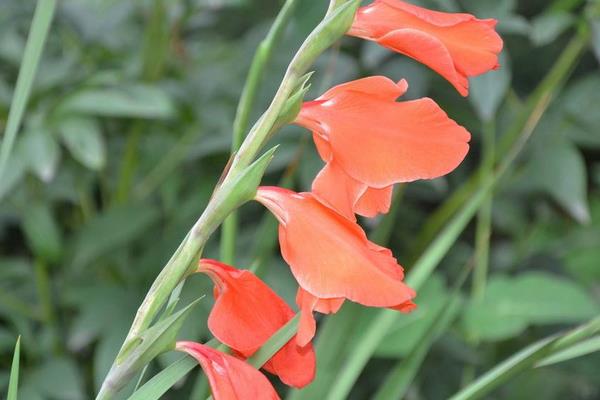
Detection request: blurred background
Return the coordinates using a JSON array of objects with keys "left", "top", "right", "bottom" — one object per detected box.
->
[{"left": 1, "top": 0, "right": 599, "bottom": 399}]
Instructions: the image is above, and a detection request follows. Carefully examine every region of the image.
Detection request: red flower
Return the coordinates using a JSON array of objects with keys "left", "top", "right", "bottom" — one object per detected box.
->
[
  {"left": 347, "top": 0, "right": 503, "bottom": 96},
  {"left": 175, "top": 341, "right": 280, "bottom": 400},
  {"left": 199, "top": 259, "right": 315, "bottom": 388},
  {"left": 295, "top": 76, "right": 470, "bottom": 220},
  {"left": 255, "top": 187, "right": 416, "bottom": 346}
]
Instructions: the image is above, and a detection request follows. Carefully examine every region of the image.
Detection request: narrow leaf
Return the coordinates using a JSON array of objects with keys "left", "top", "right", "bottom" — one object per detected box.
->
[
  {"left": 449, "top": 316, "right": 600, "bottom": 400},
  {"left": 0, "top": 0, "right": 57, "bottom": 182},
  {"left": 127, "top": 356, "right": 197, "bottom": 400},
  {"left": 7, "top": 336, "right": 21, "bottom": 400},
  {"left": 537, "top": 335, "right": 600, "bottom": 367}
]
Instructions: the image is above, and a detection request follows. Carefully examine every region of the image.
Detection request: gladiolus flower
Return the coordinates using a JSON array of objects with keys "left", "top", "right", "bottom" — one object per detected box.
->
[
  {"left": 347, "top": 0, "right": 503, "bottom": 96},
  {"left": 175, "top": 341, "right": 280, "bottom": 400},
  {"left": 198, "top": 259, "right": 315, "bottom": 388},
  {"left": 295, "top": 76, "right": 470, "bottom": 220},
  {"left": 255, "top": 186, "right": 416, "bottom": 346}
]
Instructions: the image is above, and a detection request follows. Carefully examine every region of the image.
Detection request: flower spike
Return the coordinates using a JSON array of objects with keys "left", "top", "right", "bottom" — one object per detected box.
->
[{"left": 347, "top": 0, "right": 503, "bottom": 96}]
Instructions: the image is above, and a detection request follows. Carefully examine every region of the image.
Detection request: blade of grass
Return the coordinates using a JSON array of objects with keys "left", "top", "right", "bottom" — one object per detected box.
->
[
  {"left": 7, "top": 336, "right": 21, "bottom": 400},
  {"left": 536, "top": 335, "right": 600, "bottom": 367},
  {"left": 0, "top": 0, "right": 57, "bottom": 183},
  {"left": 449, "top": 316, "right": 600, "bottom": 400},
  {"left": 127, "top": 356, "right": 197, "bottom": 400},
  {"left": 220, "top": 0, "right": 300, "bottom": 265},
  {"left": 247, "top": 314, "right": 300, "bottom": 368},
  {"left": 372, "top": 263, "right": 470, "bottom": 400}
]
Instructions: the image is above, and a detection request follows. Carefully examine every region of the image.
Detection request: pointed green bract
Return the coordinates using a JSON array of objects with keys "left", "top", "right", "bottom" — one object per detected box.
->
[{"left": 97, "top": 299, "right": 201, "bottom": 399}]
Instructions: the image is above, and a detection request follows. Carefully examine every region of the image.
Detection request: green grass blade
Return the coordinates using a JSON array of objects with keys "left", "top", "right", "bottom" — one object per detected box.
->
[
  {"left": 536, "top": 335, "right": 600, "bottom": 367},
  {"left": 7, "top": 336, "right": 21, "bottom": 400},
  {"left": 248, "top": 314, "right": 300, "bottom": 368},
  {"left": 0, "top": 0, "right": 57, "bottom": 181},
  {"left": 127, "top": 356, "right": 197, "bottom": 400},
  {"left": 373, "top": 266, "right": 471, "bottom": 400},
  {"left": 449, "top": 316, "right": 600, "bottom": 400},
  {"left": 373, "top": 297, "right": 461, "bottom": 400}
]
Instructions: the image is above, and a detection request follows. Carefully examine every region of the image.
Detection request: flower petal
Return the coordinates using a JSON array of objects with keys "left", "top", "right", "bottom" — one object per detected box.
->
[
  {"left": 377, "top": 28, "right": 468, "bottom": 95},
  {"left": 311, "top": 162, "right": 366, "bottom": 221},
  {"left": 354, "top": 185, "right": 394, "bottom": 218},
  {"left": 322, "top": 93, "right": 470, "bottom": 187},
  {"left": 176, "top": 341, "right": 280, "bottom": 400},
  {"left": 199, "top": 260, "right": 316, "bottom": 388},
  {"left": 257, "top": 187, "right": 415, "bottom": 308},
  {"left": 348, "top": 0, "right": 502, "bottom": 95}
]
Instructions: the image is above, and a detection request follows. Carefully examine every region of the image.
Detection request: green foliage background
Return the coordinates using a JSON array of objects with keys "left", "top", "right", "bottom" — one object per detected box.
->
[{"left": 1, "top": 0, "right": 600, "bottom": 398}]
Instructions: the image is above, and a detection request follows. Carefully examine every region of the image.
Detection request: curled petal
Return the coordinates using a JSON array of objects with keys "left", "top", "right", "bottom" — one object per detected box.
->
[
  {"left": 176, "top": 341, "right": 280, "bottom": 400},
  {"left": 348, "top": 0, "right": 503, "bottom": 95},
  {"left": 354, "top": 185, "right": 394, "bottom": 218}
]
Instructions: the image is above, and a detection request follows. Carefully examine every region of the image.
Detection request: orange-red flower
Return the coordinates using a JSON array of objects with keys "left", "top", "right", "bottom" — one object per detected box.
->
[
  {"left": 295, "top": 76, "right": 470, "bottom": 220},
  {"left": 175, "top": 341, "right": 280, "bottom": 400},
  {"left": 347, "top": 0, "right": 503, "bottom": 96},
  {"left": 255, "top": 186, "right": 416, "bottom": 346},
  {"left": 198, "top": 259, "right": 315, "bottom": 388}
]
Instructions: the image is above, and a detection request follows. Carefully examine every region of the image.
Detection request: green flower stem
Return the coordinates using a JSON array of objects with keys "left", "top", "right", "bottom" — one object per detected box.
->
[
  {"left": 0, "top": 0, "right": 56, "bottom": 182},
  {"left": 97, "top": 2, "right": 359, "bottom": 398},
  {"left": 409, "top": 22, "right": 591, "bottom": 261},
  {"left": 449, "top": 316, "right": 600, "bottom": 400},
  {"left": 221, "top": 0, "right": 300, "bottom": 265}
]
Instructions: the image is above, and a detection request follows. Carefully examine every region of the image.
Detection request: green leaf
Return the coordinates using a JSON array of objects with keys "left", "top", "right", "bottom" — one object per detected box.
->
[
  {"left": 537, "top": 335, "right": 600, "bottom": 367},
  {"left": 564, "top": 75, "right": 600, "bottom": 133},
  {"left": 247, "top": 313, "right": 300, "bottom": 368},
  {"left": 21, "top": 202, "right": 63, "bottom": 263},
  {"left": 27, "top": 357, "right": 84, "bottom": 400},
  {"left": 525, "top": 137, "right": 590, "bottom": 223},
  {"left": 0, "top": 0, "right": 57, "bottom": 183},
  {"left": 375, "top": 275, "right": 452, "bottom": 357},
  {"left": 462, "top": 272, "right": 598, "bottom": 341},
  {"left": 591, "top": 19, "right": 600, "bottom": 64},
  {"left": 70, "top": 203, "right": 160, "bottom": 269},
  {"left": 58, "top": 116, "right": 106, "bottom": 170},
  {"left": 127, "top": 356, "right": 197, "bottom": 400},
  {"left": 0, "top": 154, "right": 26, "bottom": 200},
  {"left": 7, "top": 336, "right": 20, "bottom": 400},
  {"left": 469, "top": 51, "right": 511, "bottom": 121},
  {"left": 58, "top": 84, "right": 175, "bottom": 119},
  {"left": 19, "top": 127, "right": 60, "bottom": 182},
  {"left": 449, "top": 316, "right": 600, "bottom": 400},
  {"left": 373, "top": 288, "right": 462, "bottom": 400},
  {"left": 530, "top": 12, "right": 575, "bottom": 46}
]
